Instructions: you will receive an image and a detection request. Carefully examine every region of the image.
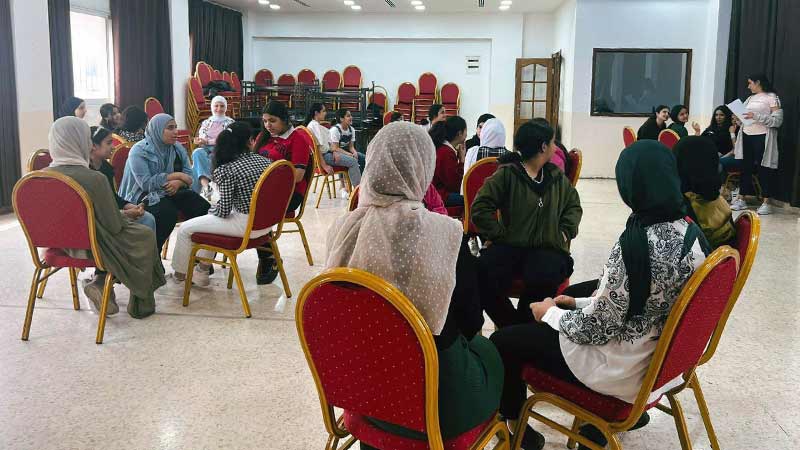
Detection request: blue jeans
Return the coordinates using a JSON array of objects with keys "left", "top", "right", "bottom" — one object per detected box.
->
[
  {"left": 323, "top": 152, "right": 363, "bottom": 187},
  {"left": 192, "top": 146, "right": 214, "bottom": 193},
  {"left": 136, "top": 211, "right": 157, "bottom": 231}
]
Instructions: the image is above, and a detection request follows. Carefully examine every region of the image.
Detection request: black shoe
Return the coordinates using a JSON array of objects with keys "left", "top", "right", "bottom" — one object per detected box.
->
[
  {"left": 577, "top": 424, "right": 607, "bottom": 450},
  {"left": 513, "top": 424, "right": 545, "bottom": 450},
  {"left": 628, "top": 412, "right": 650, "bottom": 431},
  {"left": 256, "top": 258, "right": 278, "bottom": 285}
]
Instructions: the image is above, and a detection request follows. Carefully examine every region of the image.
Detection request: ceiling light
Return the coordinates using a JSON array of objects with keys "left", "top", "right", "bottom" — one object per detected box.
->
[
  {"left": 344, "top": 0, "right": 354, "bottom": 4},
  {"left": 500, "top": 0, "right": 512, "bottom": 4},
  {"left": 415, "top": 4, "right": 425, "bottom": 10},
  {"left": 499, "top": 5, "right": 510, "bottom": 10},
  {"left": 269, "top": 3, "right": 280, "bottom": 9},
  {"left": 258, "top": 0, "right": 269, "bottom": 4},
  {"left": 351, "top": 4, "right": 361, "bottom": 9},
  {"left": 410, "top": 0, "right": 422, "bottom": 4}
]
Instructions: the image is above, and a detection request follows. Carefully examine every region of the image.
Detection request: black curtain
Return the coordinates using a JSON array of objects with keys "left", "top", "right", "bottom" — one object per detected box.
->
[
  {"left": 726, "top": 0, "right": 800, "bottom": 206},
  {"left": 110, "top": 0, "right": 174, "bottom": 114},
  {"left": 189, "top": 0, "right": 243, "bottom": 77},
  {"left": 0, "top": 1, "right": 21, "bottom": 211},
  {"left": 48, "top": 0, "right": 75, "bottom": 117}
]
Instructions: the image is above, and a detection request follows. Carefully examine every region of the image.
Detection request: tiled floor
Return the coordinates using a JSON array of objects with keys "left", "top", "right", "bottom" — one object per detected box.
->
[{"left": 0, "top": 180, "right": 797, "bottom": 449}]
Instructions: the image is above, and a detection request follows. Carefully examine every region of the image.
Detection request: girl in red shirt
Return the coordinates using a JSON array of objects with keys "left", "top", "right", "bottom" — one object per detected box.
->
[{"left": 430, "top": 116, "right": 468, "bottom": 206}]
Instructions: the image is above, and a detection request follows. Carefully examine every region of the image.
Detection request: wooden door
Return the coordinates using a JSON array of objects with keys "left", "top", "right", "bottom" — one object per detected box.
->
[{"left": 514, "top": 53, "right": 562, "bottom": 132}]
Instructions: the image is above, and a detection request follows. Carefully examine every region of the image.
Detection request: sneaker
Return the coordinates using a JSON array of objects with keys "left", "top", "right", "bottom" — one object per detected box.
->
[
  {"left": 192, "top": 266, "right": 211, "bottom": 287},
  {"left": 82, "top": 278, "right": 119, "bottom": 316},
  {"left": 730, "top": 197, "right": 748, "bottom": 211},
  {"left": 468, "top": 237, "right": 481, "bottom": 257},
  {"left": 201, "top": 184, "right": 213, "bottom": 201},
  {"left": 257, "top": 261, "right": 279, "bottom": 285},
  {"left": 757, "top": 202, "right": 773, "bottom": 215},
  {"left": 339, "top": 188, "right": 350, "bottom": 200},
  {"left": 628, "top": 412, "right": 651, "bottom": 431}
]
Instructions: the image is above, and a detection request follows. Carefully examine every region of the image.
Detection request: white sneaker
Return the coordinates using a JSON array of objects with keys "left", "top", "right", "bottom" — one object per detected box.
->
[
  {"left": 468, "top": 237, "right": 481, "bottom": 257},
  {"left": 192, "top": 266, "right": 211, "bottom": 287},
  {"left": 82, "top": 278, "right": 118, "bottom": 316},
  {"left": 730, "top": 198, "right": 748, "bottom": 211},
  {"left": 756, "top": 202, "right": 773, "bottom": 215},
  {"left": 339, "top": 188, "right": 350, "bottom": 200}
]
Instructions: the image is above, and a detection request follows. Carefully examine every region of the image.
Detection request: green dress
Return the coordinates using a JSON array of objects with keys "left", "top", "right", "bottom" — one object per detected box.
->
[{"left": 46, "top": 165, "right": 165, "bottom": 318}]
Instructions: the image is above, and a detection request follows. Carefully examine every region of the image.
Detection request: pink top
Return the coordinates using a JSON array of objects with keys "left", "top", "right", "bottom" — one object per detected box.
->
[
  {"left": 198, "top": 117, "right": 235, "bottom": 146},
  {"left": 743, "top": 92, "right": 780, "bottom": 136},
  {"left": 423, "top": 183, "right": 447, "bottom": 215},
  {"left": 550, "top": 146, "right": 567, "bottom": 172}
]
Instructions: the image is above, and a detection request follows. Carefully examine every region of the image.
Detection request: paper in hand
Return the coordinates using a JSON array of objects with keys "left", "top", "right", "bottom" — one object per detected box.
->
[{"left": 726, "top": 99, "right": 754, "bottom": 126}]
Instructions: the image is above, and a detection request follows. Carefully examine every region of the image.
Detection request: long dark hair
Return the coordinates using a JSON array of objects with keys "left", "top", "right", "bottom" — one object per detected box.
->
[
  {"left": 427, "top": 104, "right": 444, "bottom": 122},
  {"left": 254, "top": 101, "right": 290, "bottom": 152},
  {"left": 99, "top": 103, "right": 119, "bottom": 129},
  {"left": 336, "top": 108, "right": 350, "bottom": 125},
  {"left": 429, "top": 115, "right": 467, "bottom": 148},
  {"left": 747, "top": 72, "right": 775, "bottom": 93},
  {"left": 707, "top": 105, "right": 733, "bottom": 131},
  {"left": 121, "top": 106, "right": 148, "bottom": 132},
  {"left": 89, "top": 126, "right": 112, "bottom": 146},
  {"left": 305, "top": 102, "right": 325, "bottom": 126},
  {"left": 514, "top": 120, "right": 554, "bottom": 160},
  {"left": 389, "top": 111, "right": 403, "bottom": 122},
  {"left": 214, "top": 121, "right": 252, "bottom": 169}
]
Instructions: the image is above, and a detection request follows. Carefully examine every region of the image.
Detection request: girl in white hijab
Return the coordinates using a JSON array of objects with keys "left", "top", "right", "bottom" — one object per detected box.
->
[
  {"left": 325, "top": 121, "right": 504, "bottom": 443},
  {"left": 192, "top": 95, "right": 235, "bottom": 200},
  {"left": 463, "top": 118, "right": 508, "bottom": 174}
]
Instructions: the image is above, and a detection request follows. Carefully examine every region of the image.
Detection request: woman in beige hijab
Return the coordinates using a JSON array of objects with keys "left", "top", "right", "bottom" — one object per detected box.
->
[
  {"left": 47, "top": 117, "right": 165, "bottom": 318},
  {"left": 325, "top": 121, "right": 503, "bottom": 444}
]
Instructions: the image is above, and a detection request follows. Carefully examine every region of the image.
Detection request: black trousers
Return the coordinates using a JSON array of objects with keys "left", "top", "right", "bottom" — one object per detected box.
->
[
  {"left": 741, "top": 133, "right": 776, "bottom": 197},
  {"left": 144, "top": 189, "right": 210, "bottom": 250},
  {"left": 490, "top": 279, "right": 598, "bottom": 419},
  {"left": 478, "top": 244, "right": 573, "bottom": 328}
]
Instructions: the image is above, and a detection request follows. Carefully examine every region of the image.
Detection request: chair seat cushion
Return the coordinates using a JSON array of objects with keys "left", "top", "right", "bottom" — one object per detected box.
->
[
  {"left": 343, "top": 411, "right": 497, "bottom": 450},
  {"left": 522, "top": 365, "right": 660, "bottom": 422},
  {"left": 191, "top": 232, "right": 271, "bottom": 250},
  {"left": 43, "top": 248, "right": 96, "bottom": 269},
  {"left": 285, "top": 210, "right": 296, "bottom": 219}
]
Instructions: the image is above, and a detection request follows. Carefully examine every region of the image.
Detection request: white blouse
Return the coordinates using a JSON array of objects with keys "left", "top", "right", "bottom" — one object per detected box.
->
[
  {"left": 307, "top": 120, "right": 330, "bottom": 153},
  {"left": 542, "top": 219, "right": 707, "bottom": 403}
]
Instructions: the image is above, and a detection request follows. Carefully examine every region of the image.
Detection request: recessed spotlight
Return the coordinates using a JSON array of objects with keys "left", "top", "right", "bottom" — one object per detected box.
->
[
  {"left": 344, "top": 0, "right": 354, "bottom": 4},
  {"left": 351, "top": 4, "right": 361, "bottom": 9},
  {"left": 410, "top": 0, "right": 422, "bottom": 4},
  {"left": 258, "top": 0, "right": 269, "bottom": 4},
  {"left": 269, "top": 3, "right": 280, "bottom": 9},
  {"left": 415, "top": 4, "right": 425, "bottom": 10},
  {"left": 501, "top": 0, "right": 512, "bottom": 4},
  {"left": 499, "top": 5, "right": 510, "bottom": 10}
]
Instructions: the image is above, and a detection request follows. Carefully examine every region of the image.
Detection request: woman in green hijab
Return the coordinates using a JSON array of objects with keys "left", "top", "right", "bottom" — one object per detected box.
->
[
  {"left": 46, "top": 117, "right": 165, "bottom": 318},
  {"left": 490, "top": 140, "right": 710, "bottom": 450}
]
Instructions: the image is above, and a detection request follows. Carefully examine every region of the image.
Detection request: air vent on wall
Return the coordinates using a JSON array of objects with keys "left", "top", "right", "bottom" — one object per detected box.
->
[
  {"left": 466, "top": 56, "right": 480, "bottom": 74},
  {"left": 478, "top": 0, "right": 485, "bottom": 7},
  {"left": 385, "top": 0, "right": 396, "bottom": 6}
]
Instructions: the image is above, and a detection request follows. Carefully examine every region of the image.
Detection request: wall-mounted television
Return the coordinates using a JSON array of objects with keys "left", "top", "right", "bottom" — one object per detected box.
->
[{"left": 591, "top": 48, "right": 692, "bottom": 117}]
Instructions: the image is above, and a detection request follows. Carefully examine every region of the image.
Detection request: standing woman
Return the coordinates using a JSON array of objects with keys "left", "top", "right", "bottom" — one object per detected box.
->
[
  {"left": 731, "top": 73, "right": 783, "bottom": 215},
  {"left": 192, "top": 96, "right": 235, "bottom": 200},
  {"left": 58, "top": 96, "right": 86, "bottom": 119},
  {"left": 430, "top": 116, "right": 468, "bottom": 207},
  {"left": 667, "top": 104, "right": 701, "bottom": 138},
  {"left": 46, "top": 117, "right": 165, "bottom": 318},
  {"left": 118, "top": 113, "right": 210, "bottom": 251},
  {"left": 636, "top": 105, "right": 669, "bottom": 140},
  {"left": 99, "top": 103, "right": 122, "bottom": 131}
]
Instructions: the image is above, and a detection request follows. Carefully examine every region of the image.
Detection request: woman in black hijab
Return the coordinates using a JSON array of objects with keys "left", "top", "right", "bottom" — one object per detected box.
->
[{"left": 58, "top": 96, "right": 86, "bottom": 119}]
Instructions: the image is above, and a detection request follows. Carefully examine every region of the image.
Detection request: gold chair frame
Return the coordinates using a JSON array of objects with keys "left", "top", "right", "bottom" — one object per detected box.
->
[
  {"left": 462, "top": 157, "right": 499, "bottom": 234},
  {"left": 27, "top": 148, "right": 51, "bottom": 172},
  {"left": 658, "top": 129, "right": 681, "bottom": 148},
  {"left": 310, "top": 130, "right": 353, "bottom": 209},
  {"left": 282, "top": 126, "right": 317, "bottom": 265},
  {"left": 622, "top": 126, "right": 637, "bottom": 147},
  {"left": 568, "top": 149, "right": 583, "bottom": 187}
]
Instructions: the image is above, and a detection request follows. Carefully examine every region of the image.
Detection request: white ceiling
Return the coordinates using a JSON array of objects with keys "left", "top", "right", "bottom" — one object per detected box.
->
[{"left": 214, "top": 0, "right": 565, "bottom": 14}]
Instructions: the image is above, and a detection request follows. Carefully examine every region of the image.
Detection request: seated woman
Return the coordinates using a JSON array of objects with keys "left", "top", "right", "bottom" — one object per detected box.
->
[
  {"left": 674, "top": 136, "right": 736, "bottom": 248},
  {"left": 389, "top": 111, "right": 404, "bottom": 122},
  {"left": 327, "top": 108, "right": 366, "bottom": 193},
  {"left": 304, "top": 102, "right": 336, "bottom": 177},
  {"left": 326, "top": 121, "right": 502, "bottom": 447},
  {"left": 705, "top": 106, "right": 741, "bottom": 187},
  {"left": 46, "top": 117, "right": 165, "bottom": 318},
  {"left": 464, "top": 118, "right": 508, "bottom": 174},
  {"left": 423, "top": 103, "right": 447, "bottom": 130},
  {"left": 118, "top": 106, "right": 148, "bottom": 143},
  {"left": 253, "top": 101, "right": 313, "bottom": 285},
  {"left": 99, "top": 103, "right": 122, "bottom": 132},
  {"left": 170, "top": 122, "right": 273, "bottom": 285},
  {"left": 668, "top": 104, "right": 701, "bottom": 139},
  {"left": 192, "top": 96, "right": 235, "bottom": 200},
  {"left": 465, "top": 113, "right": 496, "bottom": 150},
  {"left": 118, "top": 113, "right": 210, "bottom": 252},
  {"left": 490, "top": 140, "right": 710, "bottom": 450},
  {"left": 636, "top": 105, "right": 670, "bottom": 140},
  {"left": 430, "top": 116, "right": 468, "bottom": 207},
  {"left": 472, "top": 120, "right": 582, "bottom": 329},
  {"left": 58, "top": 96, "right": 86, "bottom": 119}
]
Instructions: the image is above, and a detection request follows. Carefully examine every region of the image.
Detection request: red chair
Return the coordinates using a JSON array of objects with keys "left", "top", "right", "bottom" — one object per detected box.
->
[
  {"left": 296, "top": 267, "right": 512, "bottom": 450},
  {"left": 566, "top": 149, "right": 582, "bottom": 187},
  {"left": 322, "top": 70, "right": 342, "bottom": 91},
  {"left": 342, "top": 65, "right": 362, "bottom": 90},
  {"left": 111, "top": 134, "right": 128, "bottom": 148},
  {"left": 187, "top": 76, "right": 212, "bottom": 133},
  {"left": 441, "top": 82, "right": 461, "bottom": 117},
  {"left": 297, "top": 68, "right": 316, "bottom": 85},
  {"left": 27, "top": 149, "right": 52, "bottom": 172},
  {"left": 195, "top": 61, "right": 212, "bottom": 86},
  {"left": 512, "top": 246, "right": 740, "bottom": 450},
  {"left": 230, "top": 71, "right": 242, "bottom": 92},
  {"left": 310, "top": 129, "right": 353, "bottom": 208},
  {"left": 110, "top": 142, "right": 133, "bottom": 189},
  {"left": 369, "top": 89, "right": 389, "bottom": 112},
  {"left": 223, "top": 71, "right": 232, "bottom": 84},
  {"left": 144, "top": 97, "right": 164, "bottom": 119},
  {"left": 275, "top": 73, "right": 296, "bottom": 106},
  {"left": 254, "top": 69, "right": 274, "bottom": 87},
  {"left": 383, "top": 110, "right": 399, "bottom": 126},
  {"left": 182, "top": 160, "right": 297, "bottom": 316},
  {"left": 417, "top": 72, "right": 438, "bottom": 102},
  {"left": 212, "top": 69, "right": 223, "bottom": 81},
  {"left": 623, "top": 126, "right": 637, "bottom": 147},
  {"left": 13, "top": 171, "right": 121, "bottom": 344},
  {"left": 462, "top": 158, "right": 499, "bottom": 235},
  {"left": 284, "top": 126, "right": 317, "bottom": 266},
  {"left": 395, "top": 82, "right": 417, "bottom": 121},
  {"left": 658, "top": 129, "right": 680, "bottom": 149}
]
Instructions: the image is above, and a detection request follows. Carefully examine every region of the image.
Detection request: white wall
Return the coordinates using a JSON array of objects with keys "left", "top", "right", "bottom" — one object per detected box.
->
[
  {"left": 523, "top": 13, "right": 555, "bottom": 58},
  {"left": 11, "top": 0, "right": 54, "bottom": 172},
  {"left": 169, "top": 0, "right": 190, "bottom": 129},
  {"left": 553, "top": 0, "right": 577, "bottom": 146}
]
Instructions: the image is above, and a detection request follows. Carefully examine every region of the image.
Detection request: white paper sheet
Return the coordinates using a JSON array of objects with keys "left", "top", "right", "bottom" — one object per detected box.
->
[{"left": 726, "top": 99, "right": 754, "bottom": 126}]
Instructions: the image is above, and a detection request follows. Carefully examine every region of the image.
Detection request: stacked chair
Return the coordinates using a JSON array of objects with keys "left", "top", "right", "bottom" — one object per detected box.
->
[
  {"left": 441, "top": 82, "right": 461, "bottom": 117},
  {"left": 394, "top": 82, "right": 416, "bottom": 122},
  {"left": 321, "top": 70, "right": 342, "bottom": 112},
  {"left": 340, "top": 65, "right": 363, "bottom": 112},
  {"left": 275, "top": 73, "right": 296, "bottom": 106},
  {"left": 414, "top": 72, "right": 438, "bottom": 124}
]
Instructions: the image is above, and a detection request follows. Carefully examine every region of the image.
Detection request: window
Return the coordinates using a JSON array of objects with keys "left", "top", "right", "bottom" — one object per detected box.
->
[
  {"left": 590, "top": 49, "right": 692, "bottom": 117},
  {"left": 70, "top": 11, "right": 114, "bottom": 100}
]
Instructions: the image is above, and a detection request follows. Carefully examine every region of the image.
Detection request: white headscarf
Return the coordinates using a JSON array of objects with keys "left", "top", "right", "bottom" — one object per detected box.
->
[
  {"left": 209, "top": 96, "right": 229, "bottom": 122},
  {"left": 478, "top": 118, "right": 506, "bottom": 149},
  {"left": 49, "top": 117, "right": 92, "bottom": 167},
  {"left": 325, "top": 122, "right": 462, "bottom": 334}
]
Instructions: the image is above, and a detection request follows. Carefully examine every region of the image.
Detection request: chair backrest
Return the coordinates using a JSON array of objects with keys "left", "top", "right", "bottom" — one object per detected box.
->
[
  {"left": 628, "top": 246, "right": 739, "bottom": 420},
  {"left": 110, "top": 143, "right": 133, "bottom": 188},
  {"left": 658, "top": 129, "right": 680, "bottom": 149},
  {"left": 254, "top": 69, "right": 274, "bottom": 87},
  {"left": 223, "top": 71, "right": 232, "bottom": 84},
  {"left": 189, "top": 77, "right": 208, "bottom": 107},
  {"left": 462, "top": 157, "right": 499, "bottom": 234},
  {"left": 397, "top": 82, "right": 417, "bottom": 104},
  {"left": 212, "top": 69, "right": 223, "bottom": 81},
  {"left": 27, "top": 149, "right": 52, "bottom": 172},
  {"left": 196, "top": 61, "right": 212, "bottom": 86},
  {"left": 277, "top": 73, "right": 296, "bottom": 87},
  {"left": 566, "top": 149, "right": 582, "bottom": 187},
  {"left": 144, "top": 97, "right": 164, "bottom": 119},
  {"left": 348, "top": 185, "right": 360, "bottom": 211},
  {"left": 297, "top": 68, "right": 316, "bottom": 85},
  {"left": 699, "top": 211, "right": 761, "bottom": 365},
  {"left": 111, "top": 133, "right": 128, "bottom": 148},
  {"left": 175, "top": 129, "right": 191, "bottom": 149},
  {"left": 322, "top": 70, "right": 342, "bottom": 91},
  {"left": 230, "top": 71, "right": 242, "bottom": 92},
  {"left": 292, "top": 126, "right": 318, "bottom": 218},
  {"left": 418, "top": 72, "right": 438, "bottom": 97},
  {"left": 296, "top": 268, "right": 442, "bottom": 446},
  {"left": 440, "top": 82, "right": 460, "bottom": 105},
  {"left": 623, "top": 126, "right": 637, "bottom": 147},
  {"left": 247, "top": 160, "right": 296, "bottom": 236},
  {"left": 383, "top": 110, "right": 397, "bottom": 126},
  {"left": 342, "top": 65, "right": 362, "bottom": 89},
  {"left": 369, "top": 91, "right": 387, "bottom": 111},
  {"left": 13, "top": 171, "right": 104, "bottom": 269}
]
